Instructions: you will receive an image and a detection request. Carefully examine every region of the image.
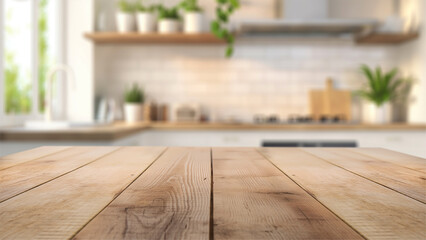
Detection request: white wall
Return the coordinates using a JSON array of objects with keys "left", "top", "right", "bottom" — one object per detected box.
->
[
  {"left": 283, "top": 0, "right": 329, "bottom": 19},
  {"left": 65, "top": 0, "right": 95, "bottom": 122},
  {"left": 397, "top": 0, "right": 426, "bottom": 123},
  {"left": 329, "top": 0, "right": 394, "bottom": 20}
]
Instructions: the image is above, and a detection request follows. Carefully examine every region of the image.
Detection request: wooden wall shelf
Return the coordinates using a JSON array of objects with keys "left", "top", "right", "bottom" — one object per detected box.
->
[
  {"left": 85, "top": 32, "right": 419, "bottom": 46},
  {"left": 84, "top": 32, "right": 225, "bottom": 44},
  {"left": 356, "top": 33, "right": 419, "bottom": 45}
]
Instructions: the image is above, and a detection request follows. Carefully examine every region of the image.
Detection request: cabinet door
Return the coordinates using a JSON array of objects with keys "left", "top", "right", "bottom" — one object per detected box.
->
[{"left": 356, "top": 131, "right": 426, "bottom": 158}]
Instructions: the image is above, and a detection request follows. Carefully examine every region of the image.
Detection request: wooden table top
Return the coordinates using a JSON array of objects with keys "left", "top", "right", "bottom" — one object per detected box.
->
[{"left": 0, "top": 147, "right": 425, "bottom": 239}]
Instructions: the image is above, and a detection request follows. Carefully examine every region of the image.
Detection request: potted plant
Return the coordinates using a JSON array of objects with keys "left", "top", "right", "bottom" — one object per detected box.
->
[
  {"left": 124, "top": 84, "right": 145, "bottom": 123},
  {"left": 180, "top": 0, "right": 204, "bottom": 33},
  {"left": 136, "top": 1, "right": 156, "bottom": 33},
  {"left": 358, "top": 65, "right": 402, "bottom": 124},
  {"left": 211, "top": 0, "right": 240, "bottom": 57},
  {"left": 391, "top": 77, "right": 414, "bottom": 122},
  {"left": 157, "top": 5, "right": 181, "bottom": 34},
  {"left": 116, "top": 0, "right": 136, "bottom": 33}
]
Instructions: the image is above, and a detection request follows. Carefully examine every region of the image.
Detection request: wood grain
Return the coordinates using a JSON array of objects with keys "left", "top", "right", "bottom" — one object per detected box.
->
[
  {"left": 356, "top": 33, "right": 419, "bottom": 44},
  {"left": 303, "top": 148, "right": 426, "bottom": 203},
  {"left": 0, "top": 146, "right": 120, "bottom": 203},
  {"left": 0, "top": 146, "right": 70, "bottom": 170},
  {"left": 309, "top": 79, "right": 352, "bottom": 121},
  {"left": 75, "top": 147, "right": 211, "bottom": 240},
  {"left": 349, "top": 148, "right": 426, "bottom": 173},
  {"left": 85, "top": 33, "right": 225, "bottom": 44},
  {"left": 0, "top": 147, "right": 165, "bottom": 239},
  {"left": 213, "top": 147, "right": 362, "bottom": 239},
  {"left": 261, "top": 148, "right": 426, "bottom": 240}
]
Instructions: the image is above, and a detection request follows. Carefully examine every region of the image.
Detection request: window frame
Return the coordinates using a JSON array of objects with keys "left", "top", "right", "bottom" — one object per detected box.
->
[{"left": 0, "top": 0, "right": 65, "bottom": 126}]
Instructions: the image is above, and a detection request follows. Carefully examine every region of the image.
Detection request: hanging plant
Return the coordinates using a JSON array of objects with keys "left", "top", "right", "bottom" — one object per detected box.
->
[{"left": 211, "top": 0, "right": 240, "bottom": 58}]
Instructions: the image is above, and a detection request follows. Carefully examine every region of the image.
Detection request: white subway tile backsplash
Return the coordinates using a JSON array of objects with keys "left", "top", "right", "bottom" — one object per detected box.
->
[{"left": 95, "top": 43, "right": 401, "bottom": 122}]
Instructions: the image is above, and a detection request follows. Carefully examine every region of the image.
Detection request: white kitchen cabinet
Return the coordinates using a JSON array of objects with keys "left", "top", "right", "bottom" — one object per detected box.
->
[
  {"left": 1, "top": 130, "right": 425, "bottom": 158},
  {"left": 134, "top": 130, "right": 426, "bottom": 158}
]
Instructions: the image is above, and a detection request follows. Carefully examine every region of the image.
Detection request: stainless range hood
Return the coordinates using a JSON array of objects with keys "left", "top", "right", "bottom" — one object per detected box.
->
[{"left": 236, "top": 0, "right": 378, "bottom": 36}]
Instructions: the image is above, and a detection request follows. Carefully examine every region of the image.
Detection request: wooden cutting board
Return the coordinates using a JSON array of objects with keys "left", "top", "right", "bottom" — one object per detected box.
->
[{"left": 310, "top": 79, "right": 352, "bottom": 121}]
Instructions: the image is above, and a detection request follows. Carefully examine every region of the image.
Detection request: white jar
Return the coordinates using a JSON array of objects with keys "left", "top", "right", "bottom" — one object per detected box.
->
[
  {"left": 158, "top": 19, "right": 180, "bottom": 34},
  {"left": 184, "top": 12, "right": 203, "bottom": 33},
  {"left": 116, "top": 12, "right": 135, "bottom": 33},
  {"left": 124, "top": 103, "right": 144, "bottom": 123},
  {"left": 136, "top": 12, "right": 156, "bottom": 33}
]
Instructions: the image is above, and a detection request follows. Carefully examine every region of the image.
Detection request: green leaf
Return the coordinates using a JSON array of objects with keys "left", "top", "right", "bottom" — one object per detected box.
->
[
  {"left": 375, "top": 66, "right": 383, "bottom": 92},
  {"left": 118, "top": 0, "right": 136, "bottom": 12},
  {"left": 227, "top": 5, "right": 235, "bottom": 14},
  {"left": 212, "top": 0, "right": 239, "bottom": 57},
  {"left": 157, "top": 5, "right": 181, "bottom": 20},
  {"left": 216, "top": 8, "right": 228, "bottom": 22},
  {"left": 222, "top": 29, "right": 230, "bottom": 39},
  {"left": 227, "top": 34, "right": 235, "bottom": 44},
  {"left": 361, "top": 65, "right": 376, "bottom": 91},
  {"left": 359, "top": 65, "right": 405, "bottom": 105},
  {"left": 229, "top": 0, "right": 240, "bottom": 8},
  {"left": 125, "top": 84, "right": 144, "bottom": 103},
  {"left": 211, "top": 20, "right": 220, "bottom": 31},
  {"left": 384, "top": 67, "right": 398, "bottom": 87},
  {"left": 226, "top": 46, "right": 234, "bottom": 58}
]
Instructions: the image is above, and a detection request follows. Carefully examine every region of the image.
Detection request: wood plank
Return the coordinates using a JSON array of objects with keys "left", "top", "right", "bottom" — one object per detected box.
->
[
  {"left": 85, "top": 32, "right": 225, "bottom": 44},
  {"left": 261, "top": 148, "right": 426, "bottom": 240},
  {"left": 356, "top": 33, "right": 419, "bottom": 44},
  {"left": 75, "top": 147, "right": 211, "bottom": 240},
  {"left": 0, "top": 146, "right": 165, "bottom": 239},
  {"left": 148, "top": 122, "right": 426, "bottom": 130},
  {"left": 213, "top": 147, "right": 362, "bottom": 239},
  {"left": 0, "top": 146, "right": 120, "bottom": 203},
  {"left": 0, "top": 123, "right": 151, "bottom": 141},
  {"left": 0, "top": 146, "right": 70, "bottom": 170},
  {"left": 309, "top": 79, "right": 352, "bottom": 121},
  {"left": 303, "top": 148, "right": 426, "bottom": 203},
  {"left": 349, "top": 148, "right": 426, "bottom": 173}
]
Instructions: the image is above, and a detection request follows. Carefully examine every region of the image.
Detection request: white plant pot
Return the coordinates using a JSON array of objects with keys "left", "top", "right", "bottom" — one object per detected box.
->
[
  {"left": 364, "top": 102, "right": 392, "bottom": 124},
  {"left": 116, "top": 12, "right": 135, "bottom": 33},
  {"left": 184, "top": 12, "right": 203, "bottom": 33},
  {"left": 124, "top": 103, "right": 143, "bottom": 123},
  {"left": 136, "top": 12, "right": 156, "bottom": 33},
  {"left": 377, "top": 15, "right": 405, "bottom": 33},
  {"left": 158, "top": 19, "right": 180, "bottom": 34}
]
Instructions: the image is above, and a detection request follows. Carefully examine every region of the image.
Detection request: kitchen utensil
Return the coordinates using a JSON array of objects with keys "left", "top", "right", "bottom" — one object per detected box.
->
[
  {"left": 171, "top": 103, "right": 201, "bottom": 122},
  {"left": 309, "top": 79, "right": 352, "bottom": 121}
]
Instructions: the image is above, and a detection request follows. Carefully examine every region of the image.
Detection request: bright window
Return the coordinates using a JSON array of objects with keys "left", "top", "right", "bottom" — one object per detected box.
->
[
  {"left": 4, "top": 0, "right": 32, "bottom": 114},
  {"left": 1, "top": 0, "right": 63, "bottom": 121}
]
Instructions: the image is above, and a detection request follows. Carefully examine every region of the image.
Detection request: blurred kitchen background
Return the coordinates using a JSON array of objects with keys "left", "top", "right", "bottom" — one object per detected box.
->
[{"left": 0, "top": 0, "right": 425, "bottom": 157}]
